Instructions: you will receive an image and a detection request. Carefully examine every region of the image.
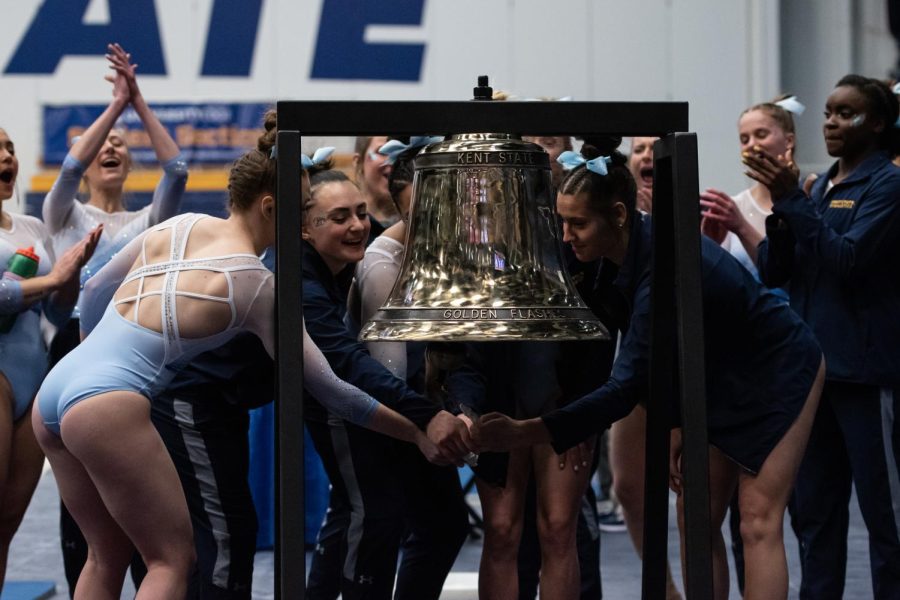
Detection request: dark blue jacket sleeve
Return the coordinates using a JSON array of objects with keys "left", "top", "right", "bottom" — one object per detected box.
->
[
  {"left": 541, "top": 277, "right": 650, "bottom": 453},
  {"left": 772, "top": 171, "right": 900, "bottom": 283},
  {"left": 757, "top": 213, "right": 796, "bottom": 288},
  {"left": 303, "top": 278, "right": 440, "bottom": 429}
]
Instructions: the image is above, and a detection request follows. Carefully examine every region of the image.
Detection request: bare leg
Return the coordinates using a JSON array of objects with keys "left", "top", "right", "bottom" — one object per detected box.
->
[
  {"left": 611, "top": 405, "right": 682, "bottom": 599},
  {"left": 533, "top": 440, "right": 593, "bottom": 600},
  {"left": 680, "top": 444, "right": 739, "bottom": 600},
  {"left": 0, "top": 375, "right": 15, "bottom": 588},
  {"left": 476, "top": 447, "right": 530, "bottom": 600},
  {"left": 0, "top": 396, "right": 45, "bottom": 588},
  {"left": 53, "top": 392, "right": 195, "bottom": 599},
  {"left": 32, "top": 401, "right": 132, "bottom": 600},
  {"left": 738, "top": 361, "right": 824, "bottom": 600}
]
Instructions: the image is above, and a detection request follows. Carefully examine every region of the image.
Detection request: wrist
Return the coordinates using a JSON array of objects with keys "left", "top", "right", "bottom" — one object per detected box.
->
[
  {"left": 44, "top": 272, "right": 64, "bottom": 290},
  {"left": 412, "top": 428, "right": 428, "bottom": 446},
  {"left": 131, "top": 93, "right": 148, "bottom": 112},
  {"left": 735, "top": 217, "right": 753, "bottom": 239},
  {"left": 523, "top": 418, "right": 551, "bottom": 445},
  {"left": 111, "top": 96, "right": 130, "bottom": 112},
  {"left": 772, "top": 181, "right": 799, "bottom": 204}
]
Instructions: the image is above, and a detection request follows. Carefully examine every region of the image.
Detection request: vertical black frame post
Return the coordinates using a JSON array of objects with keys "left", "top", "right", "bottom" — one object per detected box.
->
[
  {"left": 646, "top": 134, "right": 712, "bottom": 599},
  {"left": 275, "top": 129, "right": 305, "bottom": 599},
  {"left": 275, "top": 99, "right": 701, "bottom": 599},
  {"left": 642, "top": 135, "right": 677, "bottom": 599},
  {"left": 671, "top": 134, "right": 713, "bottom": 599}
]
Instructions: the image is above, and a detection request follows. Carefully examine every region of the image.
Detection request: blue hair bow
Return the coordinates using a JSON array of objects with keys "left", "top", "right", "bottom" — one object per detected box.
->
[
  {"left": 378, "top": 136, "right": 443, "bottom": 164},
  {"left": 268, "top": 145, "right": 335, "bottom": 169},
  {"left": 301, "top": 146, "right": 335, "bottom": 169},
  {"left": 775, "top": 96, "right": 806, "bottom": 116},
  {"left": 557, "top": 150, "right": 612, "bottom": 176}
]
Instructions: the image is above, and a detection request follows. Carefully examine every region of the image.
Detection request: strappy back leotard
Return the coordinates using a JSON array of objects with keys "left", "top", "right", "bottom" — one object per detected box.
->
[{"left": 37, "top": 213, "right": 273, "bottom": 435}]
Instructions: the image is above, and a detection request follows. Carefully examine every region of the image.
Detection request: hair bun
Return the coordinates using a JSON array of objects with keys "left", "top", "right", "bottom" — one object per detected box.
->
[
  {"left": 579, "top": 136, "right": 622, "bottom": 159},
  {"left": 306, "top": 158, "right": 335, "bottom": 178},
  {"left": 257, "top": 108, "right": 277, "bottom": 154}
]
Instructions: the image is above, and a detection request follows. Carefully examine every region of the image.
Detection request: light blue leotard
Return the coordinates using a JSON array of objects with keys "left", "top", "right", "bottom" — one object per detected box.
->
[
  {"left": 0, "top": 214, "right": 73, "bottom": 420},
  {"left": 37, "top": 213, "right": 379, "bottom": 436},
  {"left": 37, "top": 213, "right": 273, "bottom": 435}
]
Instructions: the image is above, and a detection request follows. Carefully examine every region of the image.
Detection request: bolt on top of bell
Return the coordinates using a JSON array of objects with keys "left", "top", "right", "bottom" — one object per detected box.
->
[{"left": 358, "top": 76, "right": 610, "bottom": 342}]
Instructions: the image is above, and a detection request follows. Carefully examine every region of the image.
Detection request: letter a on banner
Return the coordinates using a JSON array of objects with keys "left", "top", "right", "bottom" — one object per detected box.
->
[{"left": 5, "top": 0, "right": 166, "bottom": 74}]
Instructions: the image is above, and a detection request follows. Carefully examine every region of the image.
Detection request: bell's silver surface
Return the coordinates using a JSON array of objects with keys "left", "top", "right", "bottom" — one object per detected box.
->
[{"left": 359, "top": 133, "right": 610, "bottom": 341}]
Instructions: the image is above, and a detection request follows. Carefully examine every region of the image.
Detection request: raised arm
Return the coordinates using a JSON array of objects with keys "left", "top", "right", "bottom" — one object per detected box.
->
[
  {"left": 746, "top": 148, "right": 900, "bottom": 283},
  {"left": 107, "top": 43, "right": 187, "bottom": 224},
  {"left": 42, "top": 46, "right": 130, "bottom": 233},
  {"left": 41, "top": 155, "right": 86, "bottom": 234},
  {"left": 68, "top": 50, "right": 131, "bottom": 170}
]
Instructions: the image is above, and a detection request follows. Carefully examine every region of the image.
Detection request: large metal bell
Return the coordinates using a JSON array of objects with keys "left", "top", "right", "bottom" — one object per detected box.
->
[{"left": 359, "top": 133, "right": 609, "bottom": 341}]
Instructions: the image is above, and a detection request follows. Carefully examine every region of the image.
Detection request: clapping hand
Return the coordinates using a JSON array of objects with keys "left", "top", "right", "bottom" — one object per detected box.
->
[
  {"left": 50, "top": 225, "right": 103, "bottom": 286},
  {"left": 742, "top": 146, "right": 800, "bottom": 201},
  {"left": 105, "top": 43, "right": 139, "bottom": 101},
  {"left": 700, "top": 214, "right": 727, "bottom": 244},
  {"left": 700, "top": 188, "right": 749, "bottom": 237}
]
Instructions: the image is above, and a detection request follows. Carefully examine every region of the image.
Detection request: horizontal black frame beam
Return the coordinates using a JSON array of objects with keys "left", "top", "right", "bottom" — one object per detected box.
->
[{"left": 276, "top": 100, "right": 688, "bottom": 137}]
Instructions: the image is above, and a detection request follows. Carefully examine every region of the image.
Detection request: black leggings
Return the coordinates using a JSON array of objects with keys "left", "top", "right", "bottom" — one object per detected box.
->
[
  {"left": 306, "top": 419, "right": 468, "bottom": 600},
  {"left": 152, "top": 392, "right": 258, "bottom": 599}
]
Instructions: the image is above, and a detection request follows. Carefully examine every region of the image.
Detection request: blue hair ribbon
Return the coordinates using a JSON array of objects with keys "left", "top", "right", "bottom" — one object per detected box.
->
[
  {"left": 269, "top": 145, "right": 335, "bottom": 168},
  {"left": 301, "top": 146, "right": 335, "bottom": 169},
  {"left": 378, "top": 136, "right": 443, "bottom": 164},
  {"left": 775, "top": 96, "right": 806, "bottom": 116},
  {"left": 557, "top": 150, "right": 612, "bottom": 176}
]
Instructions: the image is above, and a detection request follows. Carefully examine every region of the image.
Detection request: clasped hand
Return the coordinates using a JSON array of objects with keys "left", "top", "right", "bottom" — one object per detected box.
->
[{"left": 425, "top": 410, "right": 475, "bottom": 466}]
